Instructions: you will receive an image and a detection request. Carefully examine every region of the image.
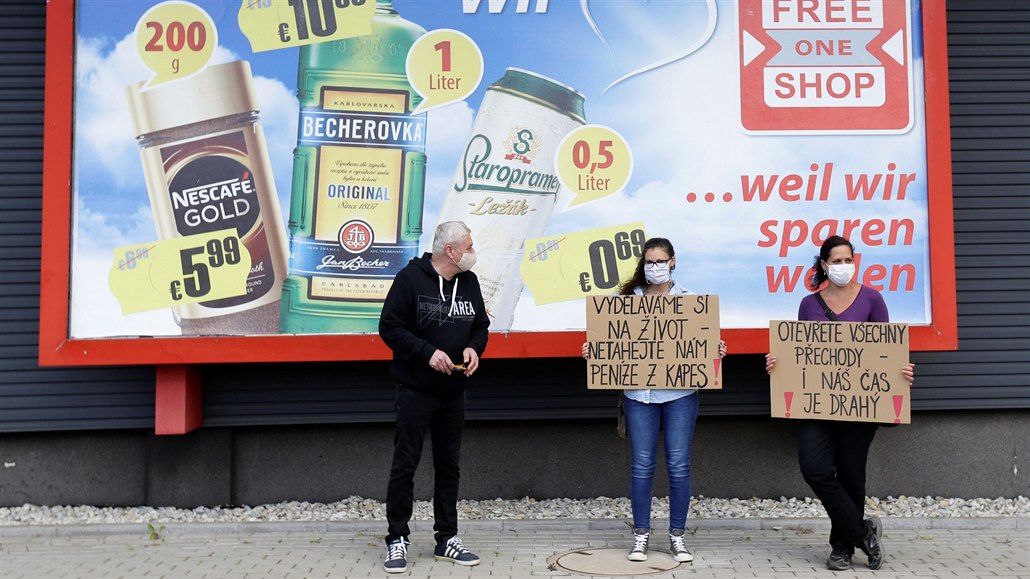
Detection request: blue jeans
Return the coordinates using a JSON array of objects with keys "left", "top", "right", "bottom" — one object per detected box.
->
[{"left": 623, "top": 394, "right": 699, "bottom": 531}]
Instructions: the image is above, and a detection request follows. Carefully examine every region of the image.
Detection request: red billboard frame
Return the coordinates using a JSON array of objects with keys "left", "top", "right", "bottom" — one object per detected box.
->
[{"left": 38, "top": 1, "right": 957, "bottom": 367}]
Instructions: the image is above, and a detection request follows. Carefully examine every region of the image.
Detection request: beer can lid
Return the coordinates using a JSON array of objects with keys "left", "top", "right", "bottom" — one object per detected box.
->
[
  {"left": 489, "top": 67, "right": 586, "bottom": 124},
  {"left": 126, "top": 61, "right": 259, "bottom": 136}
]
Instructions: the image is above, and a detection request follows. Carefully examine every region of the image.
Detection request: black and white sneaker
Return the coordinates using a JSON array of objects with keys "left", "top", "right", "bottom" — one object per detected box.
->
[
  {"left": 383, "top": 537, "right": 409, "bottom": 574},
  {"left": 669, "top": 529, "right": 693, "bottom": 562},
  {"left": 627, "top": 528, "right": 650, "bottom": 561},
  {"left": 434, "top": 536, "right": 480, "bottom": 566}
]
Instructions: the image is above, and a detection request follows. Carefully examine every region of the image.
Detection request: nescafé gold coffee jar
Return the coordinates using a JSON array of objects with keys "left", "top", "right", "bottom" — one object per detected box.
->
[{"left": 126, "top": 61, "right": 288, "bottom": 335}]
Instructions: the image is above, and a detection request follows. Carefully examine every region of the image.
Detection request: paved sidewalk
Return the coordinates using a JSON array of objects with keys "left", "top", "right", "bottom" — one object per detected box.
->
[{"left": 0, "top": 518, "right": 1027, "bottom": 578}]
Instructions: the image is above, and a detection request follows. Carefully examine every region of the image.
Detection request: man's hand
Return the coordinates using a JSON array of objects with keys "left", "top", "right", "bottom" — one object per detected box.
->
[
  {"left": 429, "top": 349, "right": 454, "bottom": 374},
  {"left": 462, "top": 348, "right": 480, "bottom": 377}
]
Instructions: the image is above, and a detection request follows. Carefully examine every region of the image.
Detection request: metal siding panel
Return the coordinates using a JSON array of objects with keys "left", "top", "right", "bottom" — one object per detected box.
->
[{"left": 0, "top": 1, "right": 151, "bottom": 433}]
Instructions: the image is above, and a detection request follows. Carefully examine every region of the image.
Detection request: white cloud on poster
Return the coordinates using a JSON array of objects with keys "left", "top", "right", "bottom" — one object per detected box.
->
[{"left": 421, "top": 100, "right": 475, "bottom": 251}]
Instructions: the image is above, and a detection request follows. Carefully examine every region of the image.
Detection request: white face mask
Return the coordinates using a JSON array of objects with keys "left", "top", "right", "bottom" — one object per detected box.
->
[
  {"left": 453, "top": 248, "right": 477, "bottom": 272},
  {"left": 826, "top": 263, "right": 855, "bottom": 287},
  {"left": 644, "top": 263, "right": 671, "bottom": 285}
]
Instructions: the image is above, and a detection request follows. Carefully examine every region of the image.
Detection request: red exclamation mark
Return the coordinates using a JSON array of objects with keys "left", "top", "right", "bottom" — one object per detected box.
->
[
  {"left": 784, "top": 392, "right": 794, "bottom": 418},
  {"left": 712, "top": 358, "right": 721, "bottom": 386},
  {"left": 892, "top": 395, "right": 904, "bottom": 424}
]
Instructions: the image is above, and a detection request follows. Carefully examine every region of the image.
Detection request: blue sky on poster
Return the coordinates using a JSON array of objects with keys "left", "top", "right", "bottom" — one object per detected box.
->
[{"left": 70, "top": 0, "right": 931, "bottom": 336}]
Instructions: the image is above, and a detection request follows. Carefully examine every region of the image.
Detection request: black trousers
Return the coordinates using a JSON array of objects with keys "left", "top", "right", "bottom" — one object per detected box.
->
[
  {"left": 798, "top": 420, "right": 879, "bottom": 552},
  {"left": 386, "top": 383, "right": 466, "bottom": 546}
]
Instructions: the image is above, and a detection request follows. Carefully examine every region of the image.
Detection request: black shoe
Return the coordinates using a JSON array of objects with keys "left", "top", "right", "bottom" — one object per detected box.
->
[
  {"left": 826, "top": 546, "right": 852, "bottom": 570},
  {"left": 383, "top": 537, "right": 409, "bottom": 574},
  {"left": 434, "top": 536, "right": 480, "bottom": 566},
  {"left": 861, "top": 516, "right": 885, "bottom": 570}
]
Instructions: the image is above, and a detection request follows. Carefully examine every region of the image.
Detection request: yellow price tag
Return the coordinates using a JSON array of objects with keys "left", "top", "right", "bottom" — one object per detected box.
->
[
  {"left": 237, "top": 0, "right": 375, "bottom": 53},
  {"left": 555, "top": 124, "right": 634, "bottom": 208},
  {"left": 520, "top": 223, "right": 647, "bottom": 305},
  {"left": 135, "top": 1, "right": 217, "bottom": 89},
  {"left": 406, "top": 29, "right": 484, "bottom": 114},
  {"left": 109, "top": 229, "right": 252, "bottom": 315}
]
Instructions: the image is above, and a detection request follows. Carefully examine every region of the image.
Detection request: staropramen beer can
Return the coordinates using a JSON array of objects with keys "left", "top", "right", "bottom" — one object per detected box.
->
[{"left": 435, "top": 68, "right": 586, "bottom": 331}]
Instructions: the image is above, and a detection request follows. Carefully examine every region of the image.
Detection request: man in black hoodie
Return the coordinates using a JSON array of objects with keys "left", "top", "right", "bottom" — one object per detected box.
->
[{"left": 379, "top": 220, "right": 490, "bottom": 574}]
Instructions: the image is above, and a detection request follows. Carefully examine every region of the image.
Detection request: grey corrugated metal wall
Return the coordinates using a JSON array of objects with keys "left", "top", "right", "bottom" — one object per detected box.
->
[
  {"left": 0, "top": 0, "right": 1027, "bottom": 433},
  {"left": 0, "top": 1, "right": 155, "bottom": 432}
]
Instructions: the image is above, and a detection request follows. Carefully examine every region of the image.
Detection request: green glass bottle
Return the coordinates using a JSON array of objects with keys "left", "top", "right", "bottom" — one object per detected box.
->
[{"left": 280, "top": 0, "right": 427, "bottom": 334}]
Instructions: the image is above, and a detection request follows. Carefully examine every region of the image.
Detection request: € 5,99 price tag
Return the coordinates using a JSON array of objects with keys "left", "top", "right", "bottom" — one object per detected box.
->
[
  {"left": 108, "top": 229, "right": 252, "bottom": 315},
  {"left": 238, "top": 0, "right": 376, "bottom": 53},
  {"left": 520, "top": 223, "right": 647, "bottom": 306}
]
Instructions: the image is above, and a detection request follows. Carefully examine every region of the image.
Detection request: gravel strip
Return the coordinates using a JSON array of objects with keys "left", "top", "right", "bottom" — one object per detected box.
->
[{"left": 0, "top": 496, "right": 1026, "bottom": 526}]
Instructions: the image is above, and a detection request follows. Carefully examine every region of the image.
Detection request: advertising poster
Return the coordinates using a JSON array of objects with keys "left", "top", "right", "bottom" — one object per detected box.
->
[{"left": 68, "top": 0, "right": 934, "bottom": 341}]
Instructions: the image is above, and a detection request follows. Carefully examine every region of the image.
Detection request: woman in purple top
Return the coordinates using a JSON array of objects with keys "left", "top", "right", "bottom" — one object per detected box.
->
[{"left": 766, "top": 236, "right": 914, "bottom": 571}]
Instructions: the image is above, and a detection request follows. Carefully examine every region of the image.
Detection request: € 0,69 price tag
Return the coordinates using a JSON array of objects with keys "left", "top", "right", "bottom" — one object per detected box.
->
[
  {"left": 238, "top": 0, "right": 376, "bottom": 53},
  {"left": 520, "top": 223, "right": 647, "bottom": 306},
  {"left": 109, "top": 229, "right": 252, "bottom": 315}
]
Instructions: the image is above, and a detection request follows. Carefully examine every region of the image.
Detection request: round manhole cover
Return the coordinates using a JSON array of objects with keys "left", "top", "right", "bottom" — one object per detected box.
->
[{"left": 548, "top": 548, "right": 683, "bottom": 576}]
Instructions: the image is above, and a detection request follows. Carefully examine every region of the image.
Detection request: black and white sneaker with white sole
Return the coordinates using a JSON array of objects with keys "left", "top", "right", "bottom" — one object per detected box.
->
[
  {"left": 383, "top": 537, "right": 409, "bottom": 574},
  {"left": 627, "top": 529, "right": 650, "bottom": 561},
  {"left": 669, "top": 529, "right": 693, "bottom": 562},
  {"left": 434, "top": 536, "right": 480, "bottom": 566}
]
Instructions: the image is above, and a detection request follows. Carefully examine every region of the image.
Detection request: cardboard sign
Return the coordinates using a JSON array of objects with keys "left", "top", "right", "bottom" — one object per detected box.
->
[
  {"left": 769, "top": 319, "right": 910, "bottom": 424},
  {"left": 586, "top": 294, "right": 721, "bottom": 390}
]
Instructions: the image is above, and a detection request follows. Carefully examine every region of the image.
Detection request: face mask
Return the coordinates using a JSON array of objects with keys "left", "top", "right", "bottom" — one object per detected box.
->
[
  {"left": 826, "top": 263, "right": 855, "bottom": 287},
  {"left": 453, "top": 248, "right": 477, "bottom": 272},
  {"left": 644, "top": 263, "right": 671, "bottom": 285}
]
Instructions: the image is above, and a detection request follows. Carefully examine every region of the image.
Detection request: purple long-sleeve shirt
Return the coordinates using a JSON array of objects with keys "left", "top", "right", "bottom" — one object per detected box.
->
[{"left": 798, "top": 285, "right": 890, "bottom": 323}]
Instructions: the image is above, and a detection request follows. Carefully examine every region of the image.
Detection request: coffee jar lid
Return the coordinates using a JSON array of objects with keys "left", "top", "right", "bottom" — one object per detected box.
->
[{"left": 127, "top": 60, "right": 259, "bottom": 136}]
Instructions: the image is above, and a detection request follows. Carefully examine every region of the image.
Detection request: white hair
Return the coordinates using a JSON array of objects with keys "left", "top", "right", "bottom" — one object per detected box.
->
[{"left": 432, "top": 221, "right": 471, "bottom": 254}]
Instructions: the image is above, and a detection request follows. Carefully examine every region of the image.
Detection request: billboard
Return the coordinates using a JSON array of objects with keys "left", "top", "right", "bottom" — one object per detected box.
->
[{"left": 39, "top": 0, "right": 956, "bottom": 365}]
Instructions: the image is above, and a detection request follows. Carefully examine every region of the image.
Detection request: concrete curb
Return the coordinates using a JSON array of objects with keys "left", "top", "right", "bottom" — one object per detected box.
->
[{"left": 0, "top": 516, "right": 1025, "bottom": 538}]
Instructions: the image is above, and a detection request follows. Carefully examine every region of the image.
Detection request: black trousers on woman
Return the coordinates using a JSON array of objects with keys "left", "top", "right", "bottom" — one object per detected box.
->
[
  {"left": 385, "top": 383, "right": 466, "bottom": 547},
  {"left": 798, "top": 420, "right": 879, "bottom": 552}
]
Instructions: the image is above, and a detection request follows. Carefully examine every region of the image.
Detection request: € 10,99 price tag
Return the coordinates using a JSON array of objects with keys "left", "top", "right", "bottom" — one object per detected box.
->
[
  {"left": 520, "top": 223, "right": 647, "bottom": 306},
  {"left": 108, "top": 229, "right": 252, "bottom": 315},
  {"left": 238, "top": 0, "right": 376, "bottom": 53}
]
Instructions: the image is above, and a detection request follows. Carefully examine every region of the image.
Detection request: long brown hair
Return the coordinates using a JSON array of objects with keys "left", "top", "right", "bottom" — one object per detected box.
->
[{"left": 618, "top": 237, "right": 675, "bottom": 295}]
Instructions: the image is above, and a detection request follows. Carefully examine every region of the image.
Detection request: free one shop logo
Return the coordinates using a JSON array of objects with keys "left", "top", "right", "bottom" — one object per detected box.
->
[{"left": 737, "top": 0, "right": 914, "bottom": 134}]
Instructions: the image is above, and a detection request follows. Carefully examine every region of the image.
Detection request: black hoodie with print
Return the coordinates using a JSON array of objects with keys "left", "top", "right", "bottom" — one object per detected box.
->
[{"left": 379, "top": 253, "right": 490, "bottom": 391}]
